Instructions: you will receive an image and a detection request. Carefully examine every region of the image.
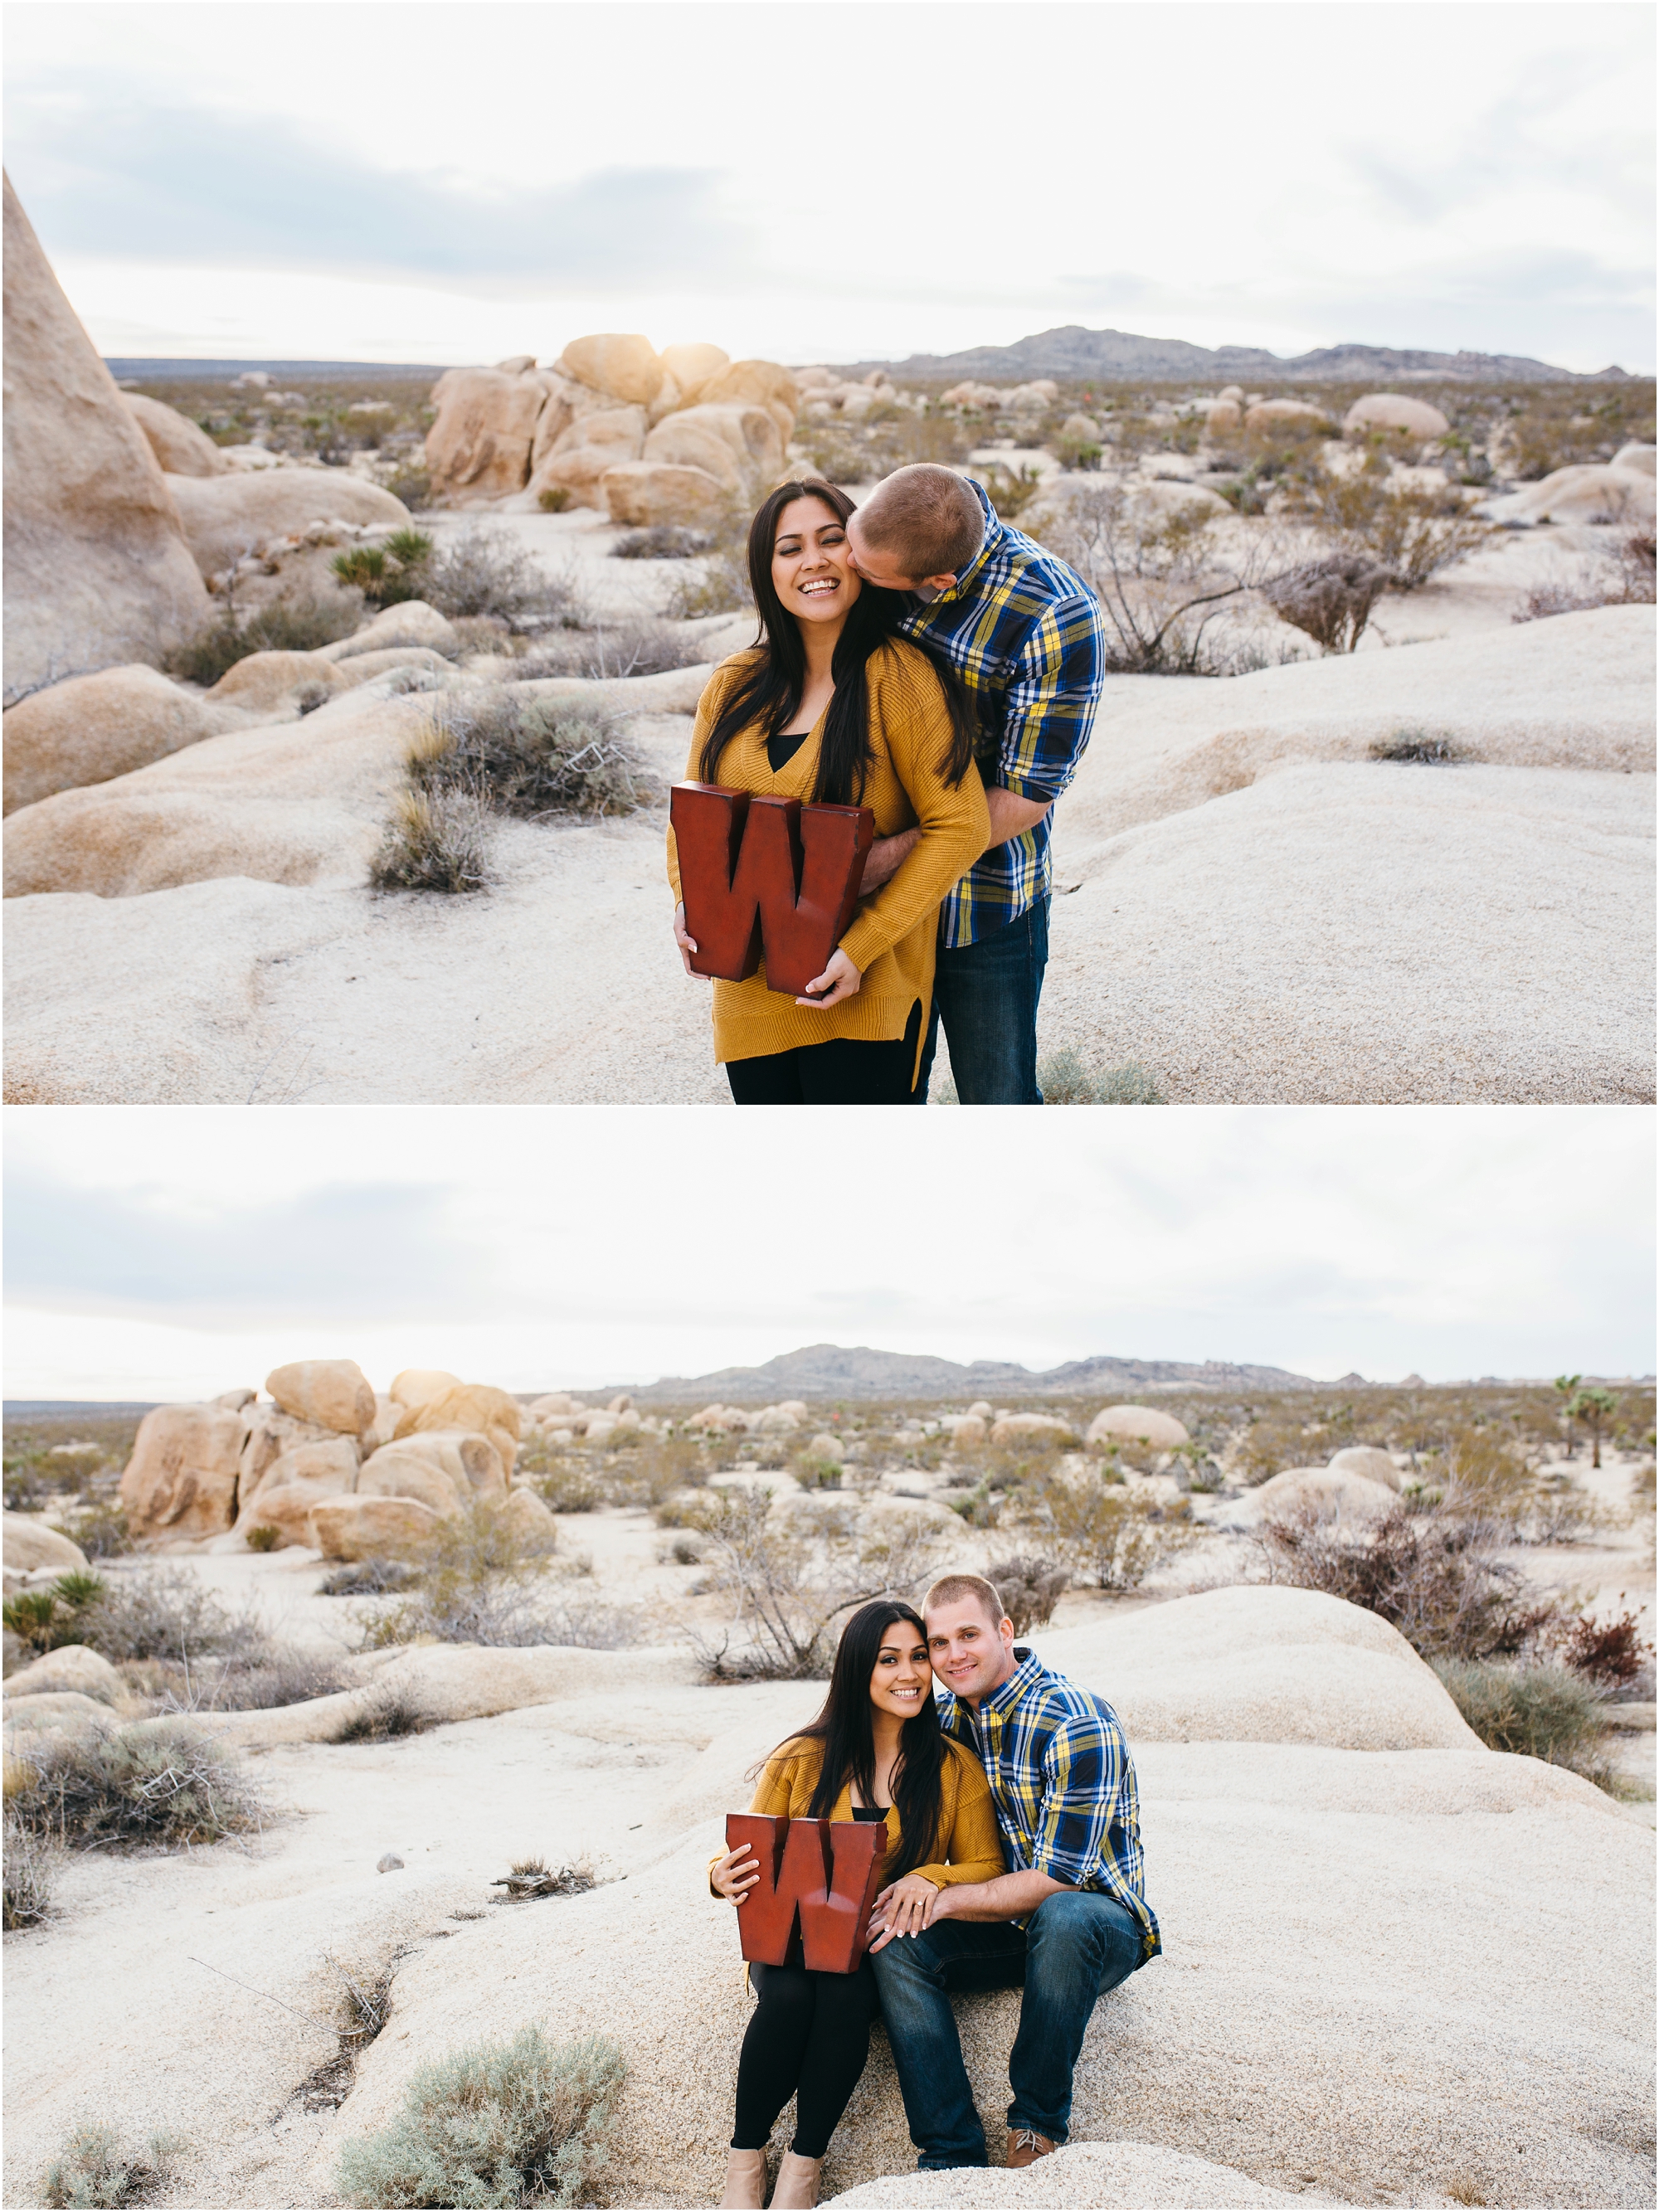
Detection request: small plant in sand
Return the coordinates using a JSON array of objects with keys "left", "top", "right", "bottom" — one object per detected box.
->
[
  {"left": 39, "top": 2120, "right": 187, "bottom": 2210},
  {"left": 1432, "top": 1659, "right": 1623, "bottom": 1791},
  {"left": 335, "top": 2024, "right": 625, "bottom": 2210},
  {"left": 244, "top": 1524, "right": 282, "bottom": 1553},
  {"left": 419, "top": 523, "right": 586, "bottom": 630},
  {"left": 489, "top": 1855, "right": 596, "bottom": 1901},
  {"left": 409, "top": 691, "right": 650, "bottom": 822},
  {"left": 2, "top": 1801, "right": 64, "bottom": 1930},
  {"left": 163, "top": 591, "right": 362, "bottom": 688},
  {"left": 8, "top": 1719, "right": 268, "bottom": 1850},
  {"left": 370, "top": 786, "right": 495, "bottom": 896},
  {"left": 1035, "top": 1048, "right": 1163, "bottom": 1104}
]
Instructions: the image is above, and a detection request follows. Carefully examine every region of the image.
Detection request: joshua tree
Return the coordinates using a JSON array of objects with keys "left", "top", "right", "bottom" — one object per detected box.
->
[
  {"left": 1553, "top": 1374, "right": 1583, "bottom": 1453},
  {"left": 1568, "top": 1387, "right": 1618, "bottom": 1470}
]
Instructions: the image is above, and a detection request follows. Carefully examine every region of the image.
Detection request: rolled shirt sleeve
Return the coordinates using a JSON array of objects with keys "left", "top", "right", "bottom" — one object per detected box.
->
[
  {"left": 1027, "top": 1715, "right": 1121, "bottom": 1887},
  {"left": 995, "top": 591, "right": 1108, "bottom": 808}
]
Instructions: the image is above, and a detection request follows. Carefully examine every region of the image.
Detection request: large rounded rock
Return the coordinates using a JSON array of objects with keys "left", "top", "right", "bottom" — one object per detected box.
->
[
  {"left": 1326, "top": 1446, "right": 1401, "bottom": 1491},
  {"left": 119, "top": 1403, "right": 250, "bottom": 1538},
  {"left": 310, "top": 1493, "right": 439, "bottom": 1562},
  {"left": 235, "top": 1479, "right": 340, "bottom": 1548},
  {"left": 1506, "top": 464, "right": 1656, "bottom": 527},
  {"left": 641, "top": 401, "right": 783, "bottom": 495},
  {"left": 2, "top": 664, "right": 246, "bottom": 814},
  {"left": 1, "top": 1514, "right": 90, "bottom": 1575},
  {"left": 165, "top": 472, "right": 411, "bottom": 578},
  {"left": 265, "top": 1360, "right": 376, "bottom": 1437},
  {"left": 601, "top": 461, "right": 730, "bottom": 528},
  {"left": 1239, "top": 1466, "right": 1399, "bottom": 1528},
  {"left": 989, "top": 1412, "right": 1076, "bottom": 1446},
  {"left": 556, "top": 334, "right": 664, "bottom": 408},
  {"left": 701, "top": 359, "right": 800, "bottom": 440},
  {"left": 355, "top": 1446, "right": 467, "bottom": 1519},
  {"left": 238, "top": 1407, "right": 341, "bottom": 1495},
  {"left": 941, "top": 1414, "right": 987, "bottom": 1447},
  {"left": 2, "top": 1643, "right": 122, "bottom": 1703},
  {"left": 388, "top": 1368, "right": 462, "bottom": 1411},
  {"left": 122, "top": 392, "right": 229, "bottom": 479},
  {"left": 532, "top": 405, "right": 649, "bottom": 508},
  {"left": 1086, "top": 1406, "right": 1190, "bottom": 1451},
  {"left": 1244, "top": 400, "right": 1329, "bottom": 433},
  {"left": 502, "top": 1487, "right": 559, "bottom": 1553},
  {"left": 400, "top": 1428, "right": 510, "bottom": 1495},
  {"left": 3, "top": 176, "right": 211, "bottom": 706},
  {"left": 202, "top": 649, "right": 351, "bottom": 716},
  {"left": 320, "top": 601, "right": 459, "bottom": 661},
  {"left": 238, "top": 1437, "right": 360, "bottom": 1530},
  {"left": 1342, "top": 394, "right": 1451, "bottom": 441},
  {"left": 659, "top": 343, "right": 730, "bottom": 405},
  {"left": 1204, "top": 398, "right": 1243, "bottom": 436},
  {"left": 423, "top": 367, "right": 550, "bottom": 499},
  {"left": 397, "top": 1384, "right": 523, "bottom": 1446},
  {"left": 1612, "top": 442, "right": 1656, "bottom": 477}
]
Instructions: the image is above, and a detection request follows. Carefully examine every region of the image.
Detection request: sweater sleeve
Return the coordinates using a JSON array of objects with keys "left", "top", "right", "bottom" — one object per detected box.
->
[
  {"left": 707, "top": 1744, "right": 800, "bottom": 1896},
  {"left": 667, "top": 659, "right": 742, "bottom": 907},
  {"left": 837, "top": 649, "right": 990, "bottom": 976},
  {"left": 909, "top": 1748, "right": 1006, "bottom": 1892}
]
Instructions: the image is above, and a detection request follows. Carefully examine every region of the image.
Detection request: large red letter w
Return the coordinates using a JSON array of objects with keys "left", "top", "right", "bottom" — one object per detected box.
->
[
  {"left": 670, "top": 784, "right": 874, "bottom": 998},
  {"left": 724, "top": 1813, "right": 886, "bottom": 1974}
]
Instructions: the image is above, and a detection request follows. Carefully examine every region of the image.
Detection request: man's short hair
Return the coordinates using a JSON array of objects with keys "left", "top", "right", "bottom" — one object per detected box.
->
[
  {"left": 922, "top": 1572, "right": 1009, "bottom": 1628},
  {"left": 856, "top": 464, "right": 985, "bottom": 580}
]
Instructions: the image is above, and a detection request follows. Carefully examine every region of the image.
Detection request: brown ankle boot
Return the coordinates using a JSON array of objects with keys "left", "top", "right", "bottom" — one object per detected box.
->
[
  {"left": 1006, "top": 2127, "right": 1057, "bottom": 2168},
  {"left": 719, "top": 2148, "right": 768, "bottom": 2208},
  {"left": 770, "top": 2150, "right": 824, "bottom": 2208}
]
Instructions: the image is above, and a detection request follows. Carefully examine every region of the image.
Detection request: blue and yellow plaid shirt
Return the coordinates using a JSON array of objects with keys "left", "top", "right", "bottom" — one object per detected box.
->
[
  {"left": 898, "top": 477, "right": 1106, "bottom": 949},
  {"left": 937, "top": 1647, "right": 1161, "bottom": 1961}
]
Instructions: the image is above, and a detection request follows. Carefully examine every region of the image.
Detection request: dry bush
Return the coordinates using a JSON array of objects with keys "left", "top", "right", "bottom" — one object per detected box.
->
[
  {"left": 518, "top": 613, "right": 707, "bottom": 681},
  {"left": 420, "top": 524, "right": 586, "bottom": 630},
  {"left": 1550, "top": 1604, "right": 1654, "bottom": 1693},
  {"left": 611, "top": 525, "right": 712, "bottom": 560},
  {"left": 1369, "top": 729, "right": 1465, "bottom": 763},
  {"left": 6, "top": 1566, "right": 261, "bottom": 1673},
  {"left": 9, "top": 1719, "right": 268, "bottom": 1850},
  {"left": 684, "top": 1486, "right": 950, "bottom": 1680},
  {"left": 1433, "top": 1659, "right": 1617, "bottom": 1789},
  {"left": 3, "top": 1802, "right": 64, "bottom": 1929},
  {"left": 351, "top": 1502, "right": 644, "bottom": 1652},
  {"left": 1515, "top": 531, "right": 1656, "bottom": 622},
  {"left": 162, "top": 591, "right": 362, "bottom": 687},
  {"left": 1036, "top": 1048, "right": 1162, "bottom": 1104},
  {"left": 983, "top": 1555, "right": 1071, "bottom": 1636},
  {"left": 318, "top": 1559, "right": 421, "bottom": 1598},
  {"left": 334, "top": 2025, "right": 625, "bottom": 2210},
  {"left": 331, "top": 1682, "right": 428, "bottom": 1743},
  {"left": 409, "top": 693, "right": 650, "bottom": 822},
  {"left": 1283, "top": 457, "right": 1489, "bottom": 591},
  {"left": 39, "top": 2121, "right": 185, "bottom": 2210},
  {"left": 1018, "top": 1468, "right": 1191, "bottom": 1592},
  {"left": 370, "top": 786, "right": 494, "bottom": 895},
  {"left": 489, "top": 1855, "right": 596, "bottom": 1902},
  {"left": 1260, "top": 553, "right": 1390, "bottom": 652}
]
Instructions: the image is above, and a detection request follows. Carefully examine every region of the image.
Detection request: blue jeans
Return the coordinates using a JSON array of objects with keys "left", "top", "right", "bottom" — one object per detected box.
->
[
  {"left": 868, "top": 1890, "right": 1145, "bottom": 2169},
  {"left": 920, "top": 897, "right": 1050, "bottom": 1105}
]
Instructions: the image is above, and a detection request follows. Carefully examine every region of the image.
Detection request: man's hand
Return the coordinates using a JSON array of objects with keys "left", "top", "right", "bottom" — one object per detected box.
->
[
  {"left": 859, "top": 829, "right": 919, "bottom": 893},
  {"left": 865, "top": 1873, "right": 941, "bottom": 1952}
]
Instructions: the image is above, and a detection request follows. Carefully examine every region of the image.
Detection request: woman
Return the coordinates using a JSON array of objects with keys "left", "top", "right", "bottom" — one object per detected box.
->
[
  {"left": 669, "top": 481, "right": 989, "bottom": 1103},
  {"left": 707, "top": 1601, "right": 1005, "bottom": 2208}
]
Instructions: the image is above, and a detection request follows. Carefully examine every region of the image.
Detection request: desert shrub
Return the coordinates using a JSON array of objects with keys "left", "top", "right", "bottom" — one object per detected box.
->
[
  {"left": 1284, "top": 458, "right": 1489, "bottom": 591},
  {"left": 1551, "top": 1604, "right": 1654, "bottom": 1691},
  {"left": 533, "top": 1465, "right": 603, "bottom": 1514},
  {"left": 407, "top": 692, "right": 649, "bottom": 821},
  {"left": 1037, "top": 1048, "right": 1162, "bottom": 1104},
  {"left": 1261, "top": 553, "right": 1389, "bottom": 653},
  {"left": 245, "top": 1524, "right": 282, "bottom": 1553},
  {"left": 207, "top": 1650, "right": 355, "bottom": 1711},
  {"left": 8, "top": 1719, "right": 267, "bottom": 1850},
  {"left": 1513, "top": 530, "right": 1657, "bottom": 622},
  {"left": 5, "top": 1567, "right": 253, "bottom": 1668},
  {"left": 659, "top": 1534, "right": 703, "bottom": 1566},
  {"left": 663, "top": 546, "right": 754, "bottom": 619},
  {"left": 382, "top": 464, "right": 433, "bottom": 511},
  {"left": 353, "top": 1502, "right": 643, "bottom": 1652},
  {"left": 420, "top": 525, "right": 581, "bottom": 629},
  {"left": 980, "top": 463, "right": 1047, "bottom": 521},
  {"left": 370, "top": 787, "right": 494, "bottom": 895},
  {"left": 1370, "top": 729, "right": 1465, "bottom": 764},
  {"left": 519, "top": 615, "right": 707, "bottom": 682},
  {"left": 686, "top": 1485, "right": 949, "bottom": 1680},
  {"left": 332, "top": 1683, "right": 428, "bottom": 1743},
  {"left": 1433, "top": 1659, "right": 1614, "bottom": 1786},
  {"left": 794, "top": 1456, "right": 844, "bottom": 1491},
  {"left": 1019, "top": 1471, "right": 1190, "bottom": 1592},
  {"left": 984, "top": 1555, "right": 1071, "bottom": 1636},
  {"left": 611, "top": 525, "right": 712, "bottom": 559},
  {"left": 489, "top": 1855, "right": 596, "bottom": 1902},
  {"left": 319, "top": 1559, "right": 421, "bottom": 1597},
  {"left": 163, "top": 592, "right": 362, "bottom": 687},
  {"left": 39, "top": 2121, "right": 184, "bottom": 2210},
  {"left": 1252, "top": 1505, "right": 1558, "bottom": 1661},
  {"left": 3, "top": 1803, "right": 63, "bottom": 1929},
  {"left": 537, "top": 487, "right": 573, "bottom": 513},
  {"left": 335, "top": 2025, "right": 624, "bottom": 2210}
]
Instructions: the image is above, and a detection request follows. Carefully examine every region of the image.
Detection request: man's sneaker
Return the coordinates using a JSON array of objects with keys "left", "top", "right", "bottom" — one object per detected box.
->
[{"left": 1005, "top": 2129, "right": 1057, "bottom": 2168}]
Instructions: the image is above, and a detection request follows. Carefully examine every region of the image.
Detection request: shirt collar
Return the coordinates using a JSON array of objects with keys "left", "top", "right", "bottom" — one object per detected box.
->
[
  {"left": 961, "top": 1646, "right": 1040, "bottom": 1730},
  {"left": 923, "top": 475, "right": 1004, "bottom": 607}
]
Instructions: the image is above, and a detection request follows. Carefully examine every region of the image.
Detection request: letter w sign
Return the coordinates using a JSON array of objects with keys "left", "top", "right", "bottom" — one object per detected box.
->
[
  {"left": 724, "top": 1812, "right": 886, "bottom": 1974},
  {"left": 671, "top": 784, "right": 874, "bottom": 998}
]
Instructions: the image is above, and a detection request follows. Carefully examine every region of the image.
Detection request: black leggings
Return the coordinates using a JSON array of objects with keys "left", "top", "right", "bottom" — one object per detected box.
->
[
  {"left": 731, "top": 1959, "right": 880, "bottom": 2158},
  {"left": 725, "top": 1002, "right": 925, "bottom": 1105}
]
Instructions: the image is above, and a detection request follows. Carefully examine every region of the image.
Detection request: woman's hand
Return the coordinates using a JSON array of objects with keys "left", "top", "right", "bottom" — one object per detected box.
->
[
  {"left": 795, "top": 949, "right": 862, "bottom": 1009},
  {"left": 674, "top": 902, "right": 708, "bottom": 980},
  {"left": 865, "top": 1873, "right": 941, "bottom": 1952},
  {"left": 710, "top": 1842, "right": 761, "bottom": 1904}
]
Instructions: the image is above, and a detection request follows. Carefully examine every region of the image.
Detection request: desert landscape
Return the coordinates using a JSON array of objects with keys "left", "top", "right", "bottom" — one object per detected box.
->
[
  {"left": 3, "top": 1356, "right": 1653, "bottom": 2210},
  {"left": 2, "top": 171, "right": 1653, "bottom": 1106}
]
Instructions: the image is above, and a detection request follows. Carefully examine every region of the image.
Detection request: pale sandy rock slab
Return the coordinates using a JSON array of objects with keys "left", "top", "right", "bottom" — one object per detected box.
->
[
  {"left": 557, "top": 333, "right": 664, "bottom": 407},
  {"left": 166, "top": 469, "right": 410, "bottom": 577},
  {"left": 266, "top": 1358, "right": 376, "bottom": 1436},
  {"left": 533, "top": 405, "right": 649, "bottom": 507},
  {"left": 1613, "top": 442, "right": 1656, "bottom": 476},
  {"left": 1343, "top": 393, "right": 1451, "bottom": 440},
  {"left": 311, "top": 1491, "right": 438, "bottom": 1560},
  {"left": 2, "top": 664, "right": 244, "bottom": 813},
  {"left": 1087, "top": 1407, "right": 1190, "bottom": 1451},
  {"left": 3, "top": 177, "right": 211, "bottom": 705},
  {"left": 423, "top": 367, "right": 548, "bottom": 498},
  {"left": 1326, "top": 1445, "right": 1401, "bottom": 1490},
  {"left": 121, "top": 391, "right": 230, "bottom": 478},
  {"left": 389, "top": 1368, "right": 463, "bottom": 1410},
  {"left": 601, "top": 459, "right": 729, "bottom": 527},
  {"left": 235, "top": 1476, "right": 346, "bottom": 1548},
  {"left": 502, "top": 1487, "right": 558, "bottom": 1552},
  {"left": 119, "top": 1404, "right": 249, "bottom": 1539},
  {"left": 319, "top": 600, "right": 459, "bottom": 661},
  {"left": 202, "top": 649, "right": 350, "bottom": 715},
  {"left": 828, "top": 2142, "right": 1312, "bottom": 2207},
  {"left": 660, "top": 342, "right": 731, "bottom": 404},
  {"left": 355, "top": 1447, "right": 468, "bottom": 1519},
  {"left": 2, "top": 1642, "right": 121, "bottom": 1703},
  {"left": 1498, "top": 463, "right": 1656, "bottom": 528}
]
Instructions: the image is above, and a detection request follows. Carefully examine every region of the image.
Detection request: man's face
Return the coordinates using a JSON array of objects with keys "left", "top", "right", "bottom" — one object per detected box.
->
[
  {"left": 925, "top": 1597, "right": 1017, "bottom": 1707},
  {"left": 846, "top": 513, "right": 956, "bottom": 600}
]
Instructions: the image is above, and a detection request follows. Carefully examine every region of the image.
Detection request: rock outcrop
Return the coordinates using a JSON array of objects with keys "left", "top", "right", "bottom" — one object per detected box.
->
[
  {"left": 1326, "top": 1445, "right": 1401, "bottom": 1490},
  {"left": 2, "top": 1643, "right": 122, "bottom": 1703},
  {"left": 1342, "top": 393, "right": 1451, "bottom": 440},
  {"left": 1086, "top": 1407, "right": 1190, "bottom": 1451},
  {"left": 121, "top": 393, "right": 230, "bottom": 478},
  {"left": 2, "top": 664, "right": 249, "bottom": 815},
  {"left": 265, "top": 1359, "right": 377, "bottom": 1437},
  {"left": 310, "top": 1493, "right": 440, "bottom": 1560},
  {"left": 164, "top": 470, "right": 411, "bottom": 580},
  {"left": 2, "top": 173, "right": 211, "bottom": 705},
  {"left": 119, "top": 1403, "right": 251, "bottom": 1539},
  {"left": 0, "top": 1513, "right": 90, "bottom": 1575}
]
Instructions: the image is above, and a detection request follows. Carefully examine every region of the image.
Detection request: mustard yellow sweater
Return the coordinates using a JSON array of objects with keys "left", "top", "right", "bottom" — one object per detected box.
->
[
  {"left": 710, "top": 1733, "right": 1005, "bottom": 1898},
  {"left": 667, "top": 639, "right": 989, "bottom": 1072}
]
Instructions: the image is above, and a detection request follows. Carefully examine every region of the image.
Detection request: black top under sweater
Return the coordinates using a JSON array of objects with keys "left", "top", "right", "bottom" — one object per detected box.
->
[{"left": 767, "top": 729, "right": 809, "bottom": 773}]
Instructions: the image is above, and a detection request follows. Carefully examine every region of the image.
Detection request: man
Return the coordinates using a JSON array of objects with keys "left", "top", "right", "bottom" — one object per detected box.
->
[
  {"left": 846, "top": 465, "right": 1105, "bottom": 1105},
  {"left": 865, "top": 1572, "right": 1159, "bottom": 2171}
]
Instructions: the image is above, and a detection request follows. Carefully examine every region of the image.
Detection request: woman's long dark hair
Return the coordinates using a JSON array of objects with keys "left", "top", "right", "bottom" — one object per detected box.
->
[
  {"left": 697, "top": 480, "right": 977, "bottom": 806},
  {"left": 767, "top": 1599, "right": 946, "bottom": 1880}
]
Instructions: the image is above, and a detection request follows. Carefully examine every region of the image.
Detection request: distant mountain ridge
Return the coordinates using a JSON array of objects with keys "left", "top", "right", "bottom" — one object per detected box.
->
[
  {"left": 841, "top": 325, "right": 1627, "bottom": 385},
  {"left": 619, "top": 1343, "right": 1316, "bottom": 1403}
]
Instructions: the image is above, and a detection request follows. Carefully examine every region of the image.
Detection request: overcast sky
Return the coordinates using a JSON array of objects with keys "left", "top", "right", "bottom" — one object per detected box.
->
[
  {"left": 3, "top": 1106, "right": 1651, "bottom": 1402},
  {"left": 4, "top": 2, "right": 1652, "bottom": 372}
]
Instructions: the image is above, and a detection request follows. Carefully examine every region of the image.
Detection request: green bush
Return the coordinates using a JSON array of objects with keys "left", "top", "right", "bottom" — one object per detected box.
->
[
  {"left": 538, "top": 487, "right": 573, "bottom": 513},
  {"left": 334, "top": 2025, "right": 624, "bottom": 2209},
  {"left": 8, "top": 1719, "right": 268, "bottom": 1850},
  {"left": 163, "top": 592, "right": 363, "bottom": 687},
  {"left": 245, "top": 1524, "right": 282, "bottom": 1553},
  {"left": 1433, "top": 1659, "right": 1615, "bottom": 1787},
  {"left": 39, "top": 2120, "right": 184, "bottom": 2210}
]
